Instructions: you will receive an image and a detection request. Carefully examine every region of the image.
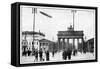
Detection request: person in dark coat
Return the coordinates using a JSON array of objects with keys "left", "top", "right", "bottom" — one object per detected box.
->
[
  {"left": 22, "top": 46, "right": 27, "bottom": 56},
  {"left": 46, "top": 51, "right": 49, "bottom": 61},
  {"left": 39, "top": 50, "right": 43, "bottom": 61},
  {"left": 35, "top": 50, "right": 38, "bottom": 61},
  {"left": 66, "top": 49, "right": 72, "bottom": 60},
  {"left": 73, "top": 49, "right": 77, "bottom": 56},
  {"left": 27, "top": 50, "right": 31, "bottom": 56},
  {"left": 62, "top": 48, "right": 72, "bottom": 60},
  {"left": 27, "top": 48, "right": 31, "bottom": 56},
  {"left": 52, "top": 50, "right": 55, "bottom": 57},
  {"left": 62, "top": 50, "right": 67, "bottom": 60},
  {"left": 22, "top": 51, "right": 27, "bottom": 56}
]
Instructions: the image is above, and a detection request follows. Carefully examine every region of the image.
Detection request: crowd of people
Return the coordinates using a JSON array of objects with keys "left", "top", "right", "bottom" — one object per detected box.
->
[
  {"left": 22, "top": 47, "right": 78, "bottom": 61},
  {"left": 22, "top": 47, "right": 50, "bottom": 62},
  {"left": 22, "top": 47, "right": 31, "bottom": 56},
  {"left": 62, "top": 49, "right": 77, "bottom": 60},
  {"left": 33, "top": 49, "right": 50, "bottom": 62}
]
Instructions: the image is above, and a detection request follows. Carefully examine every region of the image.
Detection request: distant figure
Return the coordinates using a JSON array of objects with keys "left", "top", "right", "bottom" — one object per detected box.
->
[
  {"left": 27, "top": 48, "right": 31, "bottom": 56},
  {"left": 62, "top": 49, "right": 72, "bottom": 60},
  {"left": 35, "top": 50, "right": 38, "bottom": 61},
  {"left": 62, "top": 51, "right": 67, "bottom": 60},
  {"left": 39, "top": 50, "right": 43, "bottom": 61},
  {"left": 27, "top": 50, "right": 31, "bottom": 56},
  {"left": 66, "top": 49, "right": 72, "bottom": 60},
  {"left": 52, "top": 51, "right": 55, "bottom": 57},
  {"left": 73, "top": 49, "right": 77, "bottom": 56},
  {"left": 22, "top": 51, "right": 27, "bottom": 56},
  {"left": 32, "top": 50, "right": 36, "bottom": 56},
  {"left": 46, "top": 51, "right": 49, "bottom": 61},
  {"left": 22, "top": 46, "right": 27, "bottom": 56},
  {"left": 42, "top": 52, "right": 45, "bottom": 61}
]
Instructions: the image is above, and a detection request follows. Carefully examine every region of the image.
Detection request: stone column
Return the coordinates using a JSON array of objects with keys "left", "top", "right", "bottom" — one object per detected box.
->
[
  {"left": 81, "top": 38, "right": 84, "bottom": 53},
  {"left": 67, "top": 38, "right": 69, "bottom": 48},
  {"left": 58, "top": 38, "right": 60, "bottom": 51},
  {"left": 61, "top": 38, "right": 63, "bottom": 50},
  {"left": 73, "top": 39, "right": 75, "bottom": 50},
  {"left": 77, "top": 38, "right": 79, "bottom": 50},
  {"left": 62, "top": 38, "right": 65, "bottom": 50}
]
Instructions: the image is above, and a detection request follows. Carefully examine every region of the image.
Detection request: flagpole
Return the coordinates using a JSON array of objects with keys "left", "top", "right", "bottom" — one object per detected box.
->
[
  {"left": 71, "top": 10, "right": 76, "bottom": 30},
  {"left": 32, "top": 8, "right": 36, "bottom": 55},
  {"left": 73, "top": 10, "right": 74, "bottom": 30}
]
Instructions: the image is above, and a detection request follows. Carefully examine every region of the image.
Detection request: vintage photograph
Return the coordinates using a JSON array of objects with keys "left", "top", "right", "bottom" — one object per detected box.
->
[{"left": 20, "top": 5, "right": 96, "bottom": 64}]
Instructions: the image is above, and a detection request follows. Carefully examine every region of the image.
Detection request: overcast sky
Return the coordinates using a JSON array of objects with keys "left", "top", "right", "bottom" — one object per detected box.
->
[{"left": 20, "top": 5, "right": 95, "bottom": 42}]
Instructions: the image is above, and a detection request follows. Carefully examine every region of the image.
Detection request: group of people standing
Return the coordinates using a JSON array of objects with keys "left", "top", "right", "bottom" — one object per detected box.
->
[
  {"left": 22, "top": 47, "right": 50, "bottom": 62},
  {"left": 22, "top": 47, "right": 32, "bottom": 56},
  {"left": 22, "top": 47, "right": 78, "bottom": 61},
  {"left": 34, "top": 49, "right": 77, "bottom": 61},
  {"left": 62, "top": 49, "right": 72, "bottom": 60},
  {"left": 62, "top": 49, "right": 78, "bottom": 60},
  {"left": 34, "top": 49, "right": 50, "bottom": 62}
]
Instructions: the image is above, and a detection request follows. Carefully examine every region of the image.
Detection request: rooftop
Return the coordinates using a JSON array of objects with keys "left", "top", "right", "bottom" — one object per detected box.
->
[
  {"left": 39, "top": 39, "right": 54, "bottom": 43},
  {"left": 87, "top": 38, "right": 94, "bottom": 43},
  {"left": 57, "top": 31, "right": 84, "bottom": 36},
  {"left": 22, "top": 31, "right": 45, "bottom": 36}
]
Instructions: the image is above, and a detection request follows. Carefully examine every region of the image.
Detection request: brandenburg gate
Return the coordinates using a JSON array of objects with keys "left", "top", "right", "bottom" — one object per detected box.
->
[{"left": 57, "top": 25, "right": 84, "bottom": 52}]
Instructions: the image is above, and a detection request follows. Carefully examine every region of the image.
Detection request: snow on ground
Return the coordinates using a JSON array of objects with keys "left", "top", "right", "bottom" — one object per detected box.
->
[{"left": 20, "top": 51, "right": 95, "bottom": 64}]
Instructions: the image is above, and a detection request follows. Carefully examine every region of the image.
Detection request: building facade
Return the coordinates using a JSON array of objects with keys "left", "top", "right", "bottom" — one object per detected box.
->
[
  {"left": 21, "top": 31, "right": 45, "bottom": 56},
  {"left": 86, "top": 38, "right": 94, "bottom": 53},
  {"left": 39, "top": 39, "right": 55, "bottom": 52}
]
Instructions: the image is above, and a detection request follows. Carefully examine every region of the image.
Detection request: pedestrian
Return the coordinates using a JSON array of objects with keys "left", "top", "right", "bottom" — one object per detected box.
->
[
  {"left": 62, "top": 50, "right": 67, "bottom": 60},
  {"left": 66, "top": 49, "right": 72, "bottom": 60},
  {"left": 52, "top": 50, "right": 54, "bottom": 57},
  {"left": 27, "top": 48, "right": 31, "bottom": 56},
  {"left": 42, "top": 52, "right": 45, "bottom": 61},
  {"left": 73, "top": 49, "right": 77, "bottom": 56},
  {"left": 39, "top": 49, "right": 43, "bottom": 61},
  {"left": 22, "top": 46, "right": 27, "bottom": 56},
  {"left": 46, "top": 51, "right": 49, "bottom": 61},
  {"left": 35, "top": 50, "right": 38, "bottom": 61},
  {"left": 27, "top": 50, "right": 31, "bottom": 56},
  {"left": 22, "top": 51, "right": 27, "bottom": 56}
]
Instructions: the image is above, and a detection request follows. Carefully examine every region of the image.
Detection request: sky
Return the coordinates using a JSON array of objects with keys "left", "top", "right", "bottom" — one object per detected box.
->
[{"left": 20, "top": 5, "right": 95, "bottom": 42}]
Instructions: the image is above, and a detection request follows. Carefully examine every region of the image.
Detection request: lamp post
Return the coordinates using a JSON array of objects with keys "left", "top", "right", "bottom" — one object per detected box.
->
[
  {"left": 32, "top": 8, "right": 37, "bottom": 55},
  {"left": 71, "top": 10, "right": 76, "bottom": 30}
]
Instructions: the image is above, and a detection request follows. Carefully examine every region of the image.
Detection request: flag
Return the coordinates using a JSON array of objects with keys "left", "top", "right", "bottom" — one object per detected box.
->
[{"left": 40, "top": 11, "right": 52, "bottom": 18}]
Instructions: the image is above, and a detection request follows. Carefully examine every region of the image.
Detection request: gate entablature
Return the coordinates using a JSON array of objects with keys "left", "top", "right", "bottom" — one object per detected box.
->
[{"left": 57, "top": 31, "right": 84, "bottom": 39}]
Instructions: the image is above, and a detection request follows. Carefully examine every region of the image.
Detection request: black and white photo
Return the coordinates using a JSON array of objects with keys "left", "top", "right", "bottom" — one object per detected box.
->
[{"left": 11, "top": 2, "right": 97, "bottom": 66}]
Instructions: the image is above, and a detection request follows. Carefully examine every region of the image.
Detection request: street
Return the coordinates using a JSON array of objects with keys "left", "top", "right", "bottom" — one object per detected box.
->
[{"left": 20, "top": 51, "right": 95, "bottom": 64}]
